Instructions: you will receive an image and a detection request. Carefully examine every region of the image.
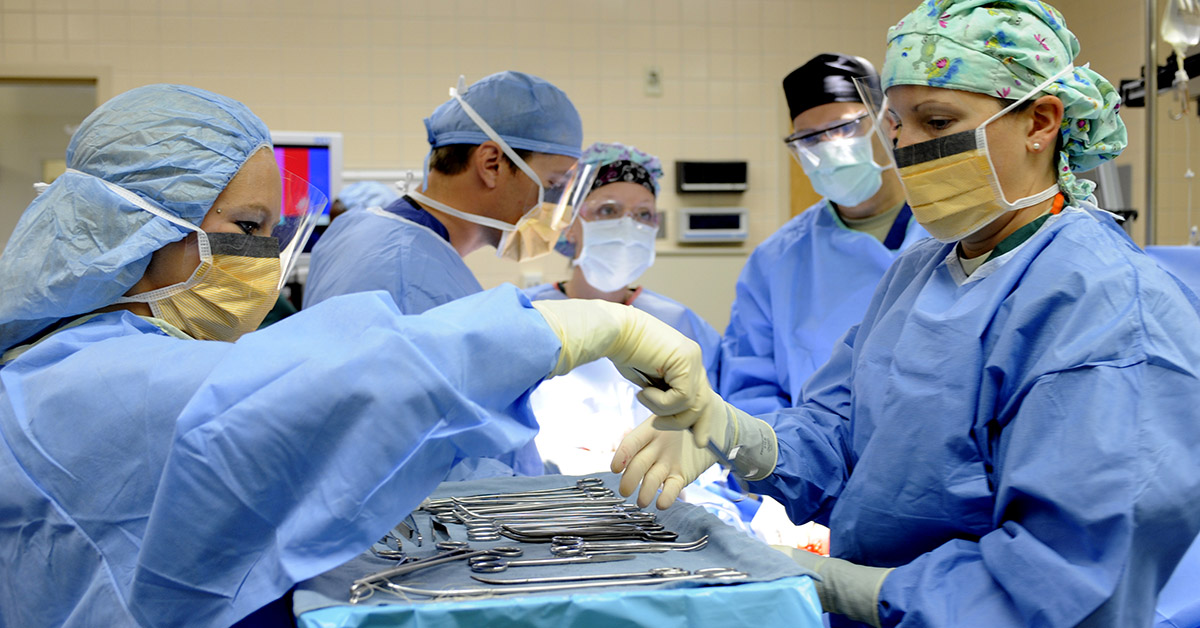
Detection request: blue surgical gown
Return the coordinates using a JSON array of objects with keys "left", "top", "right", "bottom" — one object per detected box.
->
[
  {"left": 303, "top": 197, "right": 542, "bottom": 478},
  {"left": 719, "top": 200, "right": 928, "bottom": 415},
  {"left": 0, "top": 286, "right": 559, "bottom": 628},
  {"left": 524, "top": 283, "right": 721, "bottom": 385},
  {"left": 747, "top": 206, "right": 1200, "bottom": 627}
]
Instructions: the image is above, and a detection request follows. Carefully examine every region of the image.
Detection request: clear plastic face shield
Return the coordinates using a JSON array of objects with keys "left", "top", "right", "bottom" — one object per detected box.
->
[
  {"left": 272, "top": 168, "right": 328, "bottom": 288},
  {"left": 782, "top": 112, "right": 878, "bottom": 171},
  {"left": 445, "top": 76, "right": 598, "bottom": 261}
]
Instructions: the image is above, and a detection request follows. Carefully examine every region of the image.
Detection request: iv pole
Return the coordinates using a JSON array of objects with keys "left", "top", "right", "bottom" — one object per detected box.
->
[{"left": 1146, "top": 0, "right": 1158, "bottom": 245}]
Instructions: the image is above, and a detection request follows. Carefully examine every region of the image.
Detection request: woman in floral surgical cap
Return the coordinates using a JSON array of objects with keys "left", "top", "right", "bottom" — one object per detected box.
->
[{"left": 610, "top": 2, "right": 1200, "bottom": 626}]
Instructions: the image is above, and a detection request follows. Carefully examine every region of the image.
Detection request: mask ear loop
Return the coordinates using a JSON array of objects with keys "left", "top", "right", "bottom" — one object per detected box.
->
[
  {"left": 64, "top": 168, "right": 213, "bottom": 305},
  {"left": 975, "top": 63, "right": 1077, "bottom": 209}
]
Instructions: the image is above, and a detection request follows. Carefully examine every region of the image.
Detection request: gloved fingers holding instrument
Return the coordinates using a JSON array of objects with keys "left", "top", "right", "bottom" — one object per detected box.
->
[
  {"left": 611, "top": 388, "right": 779, "bottom": 510},
  {"left": 531, "top": 298, "right": 704, "bottom": 415}
]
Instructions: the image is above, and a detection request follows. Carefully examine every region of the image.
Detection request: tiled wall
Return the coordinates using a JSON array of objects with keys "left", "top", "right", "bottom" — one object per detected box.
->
[
  {"left": 5, "top": 0, "right": 1188, "bottom": 325},
  {"left": 1, "top": 0, "right": 919, "bottom": 329}
]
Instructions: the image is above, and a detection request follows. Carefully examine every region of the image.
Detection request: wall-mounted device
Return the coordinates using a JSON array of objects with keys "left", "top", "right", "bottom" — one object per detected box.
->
[
  {"left": 675, "top": 160, "right": 748, "bottom": 193},
  {"left": 677, "top": 207, "right": 748, "bottom": 243}
]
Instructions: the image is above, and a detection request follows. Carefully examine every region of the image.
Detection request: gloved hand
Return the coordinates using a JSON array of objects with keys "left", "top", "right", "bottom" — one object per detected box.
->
[
  {"left": 610, "top": 417, "right": 715, "bottom": 509},
  {"left": 532, "top": 299, "right": 704, "bottom": 415},
  {"left": 611, "top": 391, "right": 778, "bottom": 510},
  {"left": 772, "top": 545, "right": 894, "bottom": 628}
]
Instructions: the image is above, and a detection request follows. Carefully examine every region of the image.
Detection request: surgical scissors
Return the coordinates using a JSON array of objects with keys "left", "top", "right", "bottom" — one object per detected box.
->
[
  {"left": 467, "top": 553, "right": 633, "bottom": 573},
  {"left": 549, "top": 534, "right": 709, "bottom": 556},
  {"left": 352, "top": 541, "right": 521, "bottom": 588},
  {"left": 472, "top": 565, "right": 689, "bottom": 584},
  {"left": 500, "top": 524, "right": 678, "bottom": 543},
  {"left": 388, "top": 567, "right": 748, "bottom": 597}
]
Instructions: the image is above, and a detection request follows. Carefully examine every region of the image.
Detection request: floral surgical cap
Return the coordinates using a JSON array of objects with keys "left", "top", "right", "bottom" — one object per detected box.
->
[
  {"left": 882, "top": 0, "right": 1127, "bottom": 202},
  {"left": 580, "top": 142, "right": 664, "bottom": 195}
]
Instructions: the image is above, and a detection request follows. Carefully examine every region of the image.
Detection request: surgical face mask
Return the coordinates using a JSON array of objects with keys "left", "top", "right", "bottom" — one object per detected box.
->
[
  {"left": 120, "top": 231, "right": 282, "bottom": 341},
  {"left": 574, "top": 217, "right": 657, "bottom": 292},
  {"left": 792, "top": 133, "right": 885, "bottom": 207},
  {"left": 99, "top": 175, "right": 282, "bottom": 342},
  {"left": 426, "top": 76, "right": 595, "bottom": 262},
  {"left": 889, "top": 65, "right": 1073, "bottom": 243}
]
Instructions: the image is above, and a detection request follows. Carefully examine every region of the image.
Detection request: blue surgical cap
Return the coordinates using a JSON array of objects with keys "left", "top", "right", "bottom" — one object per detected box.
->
[
  {"left": 424, "top": 71, "right": 584, "bottom": 159},
  {"left": 0, "top": 83, "right": 272, "bottom": 352},
  {"left": 337, "top": 181, "right": 401, "bottom": 213}
]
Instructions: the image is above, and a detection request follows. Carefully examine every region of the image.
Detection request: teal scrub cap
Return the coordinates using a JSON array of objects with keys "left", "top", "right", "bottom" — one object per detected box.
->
[
  {"left": 882, "top": 0, "right": 1127, "bottom": 202},
  {"left": 0, "top": 84, "right": 272, "bottom": 352}
]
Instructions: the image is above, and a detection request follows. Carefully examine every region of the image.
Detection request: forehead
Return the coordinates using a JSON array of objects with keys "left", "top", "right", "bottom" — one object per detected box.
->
[
  {"left": 586, "top": 181, "right": 656, "bottom": 207},
  {"left": 792, "top": 101, "right": 868, "bottom": 134},
  {"left": 886, "top": 85, "right": 995, "bottom": 112}
]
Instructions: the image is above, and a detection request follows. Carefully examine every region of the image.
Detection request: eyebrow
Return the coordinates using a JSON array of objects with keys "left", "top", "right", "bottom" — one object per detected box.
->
[{"left": 912, "top": 100, "right": 958, "bottom": 113}]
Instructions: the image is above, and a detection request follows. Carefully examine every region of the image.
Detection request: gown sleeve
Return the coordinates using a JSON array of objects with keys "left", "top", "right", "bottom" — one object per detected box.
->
[
  {"left": 129, "top": 285, "right": 560, "bottom": 626},
  {"left": 745, "top": 322, "right": 859, "bottom": 527},
  {"left": 877, "top": 356, "right": 1200, "bottom": 627}
]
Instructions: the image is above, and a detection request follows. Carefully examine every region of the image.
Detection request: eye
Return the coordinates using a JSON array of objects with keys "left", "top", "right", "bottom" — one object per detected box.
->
[
  {"left": 235, "top": 220, "right": 260, "bottom": 235},
  {"left": 925, "top": 118, "right": 954, "bottom": 132},
  {"left": 638, "top": 210, "right": 655, "bottom": 223}
]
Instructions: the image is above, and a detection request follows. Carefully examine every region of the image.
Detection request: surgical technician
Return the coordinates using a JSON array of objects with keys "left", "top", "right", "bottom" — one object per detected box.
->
[
  {"left": 613, "top": 2, "right": 1200, "bottom": 626},
  {"left": 0, "top": 84, "right": 707, "bottom": 628},
  {"left": 525, "top": 142, "right": 721, "bottom": 473},
  {"left": 303, "top": 70, "right": 589, "bottom": 315},
  {"left": 302, "top": 71, "right": 592, "bottom": 479},
  {"left": 720, "top": 53, "right": 928, "bottom": 415}
]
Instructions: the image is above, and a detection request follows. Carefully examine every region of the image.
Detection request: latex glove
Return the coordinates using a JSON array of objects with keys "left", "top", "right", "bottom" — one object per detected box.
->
[
  {"left": 772, "top": 545, "right": 894, "bottom": 628},
  {"left": 532, "top": 299, "right": 704, "bottom": 415},
  {"left": 610, "top": 417, "right": 715, "bottom": 509},
  {"left": 612, "top": 397, "right": 778, "bottom": 509}
]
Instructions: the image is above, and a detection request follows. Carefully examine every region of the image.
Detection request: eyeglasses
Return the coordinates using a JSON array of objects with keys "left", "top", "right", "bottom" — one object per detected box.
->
[
  {"left": 782, "top": 113, "right": 872, "bottom": 150},
  {"left": 580, "top": 199, "right": 659, "bottom": 227}
]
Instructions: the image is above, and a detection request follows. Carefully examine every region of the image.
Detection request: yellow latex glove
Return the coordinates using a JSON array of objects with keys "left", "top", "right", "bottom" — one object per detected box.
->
[
  {"left": 611, "top": 391, "right": 778, "bottom": 510},
  {"left": 532, "top": 299, "right": 704, "bottom": 415}
]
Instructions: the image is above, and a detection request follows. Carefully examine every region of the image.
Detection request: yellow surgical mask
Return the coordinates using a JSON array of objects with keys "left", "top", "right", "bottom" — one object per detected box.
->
[
  {"left": 119, "top": 231, "right": 281, "bottom": 341},
  {"left": 496, "top": 201, "right": 573, "bottom": 262},
  {"left": 885, "top": 65, "right": 1073, "bottom": 243}
]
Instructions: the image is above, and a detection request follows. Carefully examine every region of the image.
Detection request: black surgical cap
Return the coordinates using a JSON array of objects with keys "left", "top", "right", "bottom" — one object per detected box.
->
[{"left": 782, "top": 53, "right": 880, "bottom": 121}]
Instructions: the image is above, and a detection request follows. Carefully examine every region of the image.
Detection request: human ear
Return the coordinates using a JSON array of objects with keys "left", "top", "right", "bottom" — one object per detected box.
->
[
  {"left": 473, "top": 141, "right": 504, "bottom": 189},
  {"left": 1027, "top": 95, "right": 1064, "bottom": 154}
]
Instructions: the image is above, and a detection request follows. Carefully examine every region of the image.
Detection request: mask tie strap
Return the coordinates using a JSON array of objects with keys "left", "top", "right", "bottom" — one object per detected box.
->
[
  {"left": 448, "top": 76, "right": 545, "bottom": 205},
  {"left": 408, "top": 190, "right": 516, "bottom": 232},
  {"left": 59, "top": 169, "right": 213, "bottom": 304}
]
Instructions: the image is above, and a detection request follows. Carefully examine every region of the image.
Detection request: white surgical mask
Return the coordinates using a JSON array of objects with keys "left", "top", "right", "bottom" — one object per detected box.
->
[
  {"left": 574, "top": 217, "right": 657, "bottom": 292},
  {"left": 796, "top": 133, "right": 885, "bottom": 207}
]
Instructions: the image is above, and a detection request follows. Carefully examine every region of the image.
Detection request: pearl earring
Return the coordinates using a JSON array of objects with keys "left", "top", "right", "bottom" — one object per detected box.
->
[
  {"left": 1032, "top": 142, "right": 1042, "bottom": 151},
  {"left": 215, "top": 208, "right": 222, "bottom": 214}
]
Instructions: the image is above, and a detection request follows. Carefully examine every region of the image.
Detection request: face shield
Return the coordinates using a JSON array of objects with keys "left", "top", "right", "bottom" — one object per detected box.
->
[
  {"left": 272, "top": 168, "right": 328, "bottom": 289},
  {"left": 445, "top": 76, "right": 598, "bottom": 261}
]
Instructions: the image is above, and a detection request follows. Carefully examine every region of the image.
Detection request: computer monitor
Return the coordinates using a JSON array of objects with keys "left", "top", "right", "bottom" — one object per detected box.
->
[{"left": 271, "top": 130, "right": 343, "bottom": 227}]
